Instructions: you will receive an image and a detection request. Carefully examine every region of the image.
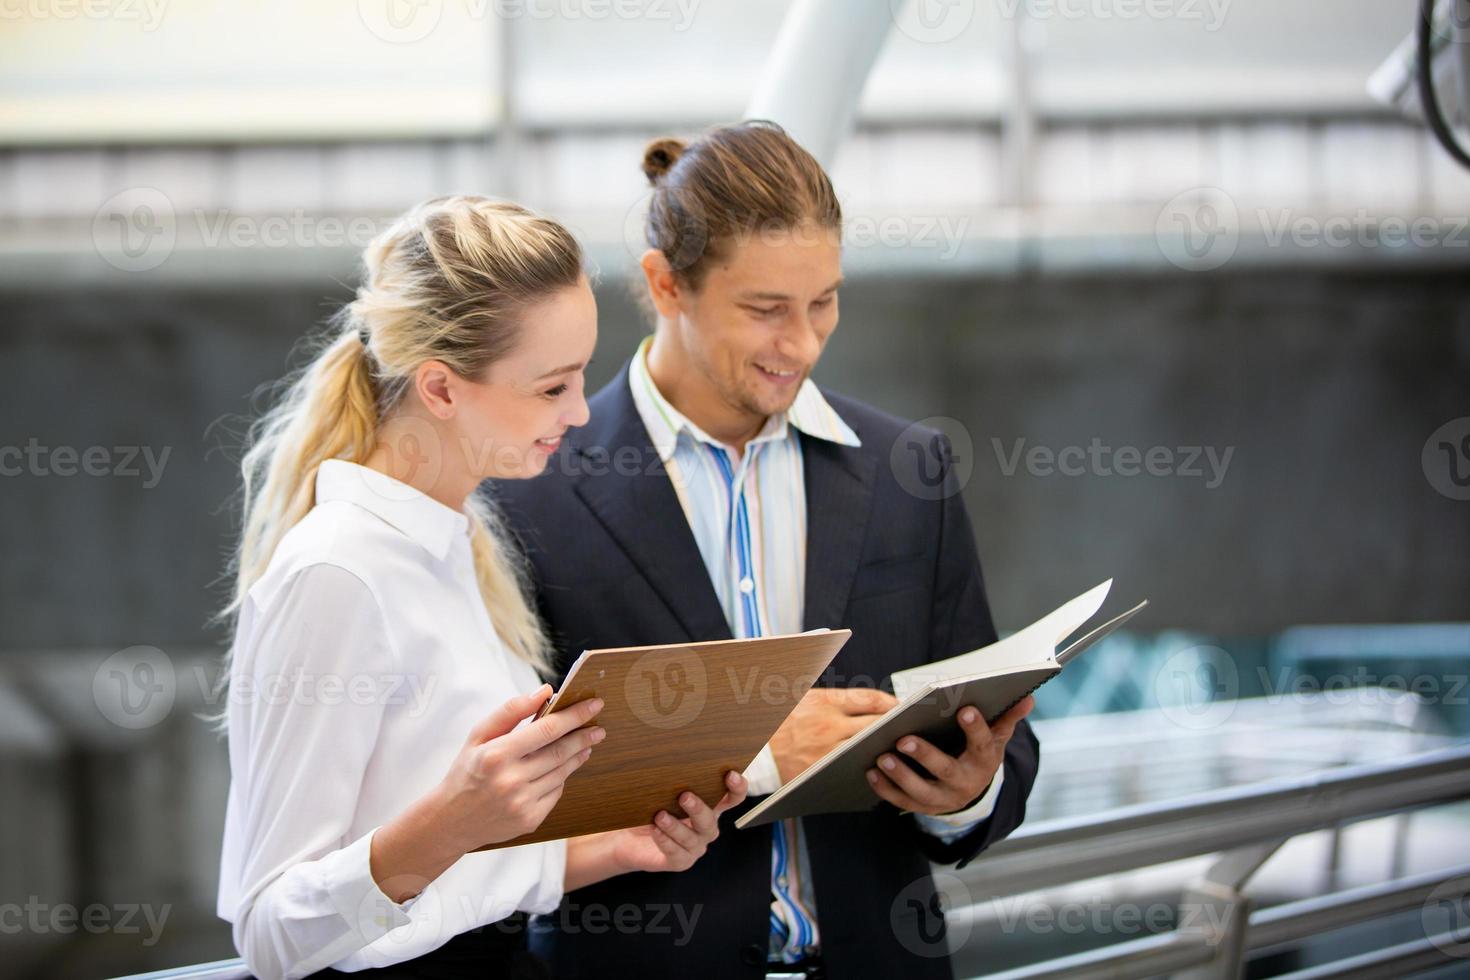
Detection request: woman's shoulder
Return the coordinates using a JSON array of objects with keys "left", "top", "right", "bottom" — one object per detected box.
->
[{"left": 249, "top": 500, "right": 415, "bottom": 613}]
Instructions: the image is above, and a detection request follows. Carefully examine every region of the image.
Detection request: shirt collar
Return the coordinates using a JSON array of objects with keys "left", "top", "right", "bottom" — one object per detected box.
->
[
  {"left": 627, "top": 335, "right": 861, "bottom": 463},
  {"left": 315, "top": 459, "right": 470, "bottom": 561}
]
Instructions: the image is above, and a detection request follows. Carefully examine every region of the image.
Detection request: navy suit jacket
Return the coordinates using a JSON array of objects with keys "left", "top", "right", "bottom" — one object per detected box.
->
[{"left": 489, "top": 362, "right": 1040, "bottom": 980}]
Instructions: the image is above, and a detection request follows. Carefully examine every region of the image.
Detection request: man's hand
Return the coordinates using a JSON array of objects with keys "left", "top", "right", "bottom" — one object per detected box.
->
[
  {"left": 769, "top": 687, "right": 897, "bottom": 784},
  {"left": 866, "top": 695, "right": 1034, "bottom": 817}
]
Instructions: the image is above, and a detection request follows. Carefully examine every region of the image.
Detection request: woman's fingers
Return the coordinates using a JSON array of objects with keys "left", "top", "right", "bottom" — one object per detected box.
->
[
  {"left": 507, "top": 696, "right": 604, "bottom": 756},
  {"left": 529, "top": 746, "right": 593, "bottom": 797},
  {"left": 711, "top": 772, "right": 748, "bottom": 816},
  {"left": 648, "top": 823, "right": 685, "bottom": 861},
  {"left": 677, "top": 792, "right": 717, "bottom": 837},
  {"left": 464, "top": 685, "right": 552, "bottom": 746},
  {"left": 522, "top": 723, "right": 606, "bottom": 780},
  {"left": 653, "top": 809, "right": 701, "bottom": 850}
]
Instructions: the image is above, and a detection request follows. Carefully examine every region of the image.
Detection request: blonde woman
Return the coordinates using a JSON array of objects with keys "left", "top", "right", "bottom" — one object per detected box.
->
[{"left": 215, "top": 196, "right": 746, "bottom": 980}]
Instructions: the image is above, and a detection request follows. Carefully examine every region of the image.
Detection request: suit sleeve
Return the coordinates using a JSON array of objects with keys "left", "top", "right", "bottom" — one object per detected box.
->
[{"left": 905, "top": 430, "right": 1041, "bottom": 869}]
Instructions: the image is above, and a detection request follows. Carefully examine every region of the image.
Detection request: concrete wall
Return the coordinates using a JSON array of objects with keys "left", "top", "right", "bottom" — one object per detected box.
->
[{"left": 3, "top": 268, "right": 1468, "bottom": 653}]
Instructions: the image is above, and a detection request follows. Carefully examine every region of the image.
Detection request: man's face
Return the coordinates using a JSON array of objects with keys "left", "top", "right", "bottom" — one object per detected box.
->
[{"left": 672, "top": 221, "right": 842, "bottom": 420}]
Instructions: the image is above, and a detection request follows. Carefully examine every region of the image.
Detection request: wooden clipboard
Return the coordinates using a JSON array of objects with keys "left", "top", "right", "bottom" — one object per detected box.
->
[{"left": 474, "top": 628, "right": 851, "bottom": 850}]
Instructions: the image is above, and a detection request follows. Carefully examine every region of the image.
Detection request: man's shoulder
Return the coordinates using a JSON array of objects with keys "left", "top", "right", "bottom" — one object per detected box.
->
[{"left": 817, "top": 387, "right": 941, "bottom": 452}]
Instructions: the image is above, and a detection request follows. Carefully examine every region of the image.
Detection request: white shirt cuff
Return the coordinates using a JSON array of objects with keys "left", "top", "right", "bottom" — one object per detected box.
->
[
  {"left": 324, "top": 827, "right": 417, "bottom": 942},
  {"left": 743, "top": 742, "right": 783, "bottom": 797},
  {"left": 913, "top": 765, "right": 1004, "bottom": 843}
]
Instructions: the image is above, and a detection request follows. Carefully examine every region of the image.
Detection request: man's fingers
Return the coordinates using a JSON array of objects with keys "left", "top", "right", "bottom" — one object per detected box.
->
[
  {"left": 866, "top": 767, "right": 920, "bottom": 812},
  {"left": 507, "top": 696, "right": 604, "bottom": 755},
  {"left": 833, "top": 712, "right": 886, "bottom": 742},
  {"left": 894, "top": 735, "right": 958, "bottom": 780},
  {"left": 465, "top": 685, "right": 552, "bottom": 746},
  {"left": 991, "top": 695, "right": 1035, "bottom": 743},
  {"left": 873, "top": 752, "right": 943, "bottom": 807},
  {"left": 956, "top": 704, "right": 997, "bottom": 754},
  {"left": 834, "top": 687, "right": 898, "bottom": 716}
]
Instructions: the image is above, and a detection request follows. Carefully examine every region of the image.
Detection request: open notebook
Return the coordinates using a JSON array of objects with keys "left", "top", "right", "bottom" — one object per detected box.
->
[{"left": 735, "top": 580, "right": 1146, "bottom": 829}]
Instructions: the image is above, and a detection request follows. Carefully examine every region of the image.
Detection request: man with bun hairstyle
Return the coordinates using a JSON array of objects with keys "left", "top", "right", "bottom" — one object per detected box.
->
[{"left": 492, "top": 120, "right": 1038, "bottom": 979}]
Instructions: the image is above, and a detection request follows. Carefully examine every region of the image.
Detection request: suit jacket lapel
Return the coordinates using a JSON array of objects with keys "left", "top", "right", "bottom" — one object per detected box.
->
[
  {"left": 570, "top": 366, "right": 733, "bottom": 644},
  {"left": 801, "top": 430, "right": 878, "bottom": 637}
]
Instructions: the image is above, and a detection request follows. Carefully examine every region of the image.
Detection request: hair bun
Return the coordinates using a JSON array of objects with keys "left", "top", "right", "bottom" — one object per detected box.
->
[{"left": 641, "top": 137, "right": 687, "bottom": 185}]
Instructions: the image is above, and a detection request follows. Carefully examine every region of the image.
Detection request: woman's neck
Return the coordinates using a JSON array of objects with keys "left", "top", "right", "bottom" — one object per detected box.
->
[{"left": 361, "top": 409, "right": 474, "bottom": 513}]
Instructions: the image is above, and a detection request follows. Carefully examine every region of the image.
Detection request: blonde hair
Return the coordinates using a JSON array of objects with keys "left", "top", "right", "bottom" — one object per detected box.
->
[{"left": 221, "top": 195, "right": 583, "bottom": 678}]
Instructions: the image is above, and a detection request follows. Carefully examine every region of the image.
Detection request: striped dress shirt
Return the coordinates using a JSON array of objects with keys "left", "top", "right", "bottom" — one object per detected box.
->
[{"left": 627, "top": 337, "right": 1001, "bottom": 964}]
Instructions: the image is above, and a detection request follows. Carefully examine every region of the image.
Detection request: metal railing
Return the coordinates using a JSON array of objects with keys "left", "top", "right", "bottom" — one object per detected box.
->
[
  {"left": 112, "top": 743, "right": 1470, "bottom": 980},
  {"left": 953, "top": 743, "right": 1470, "bottom": 980}
]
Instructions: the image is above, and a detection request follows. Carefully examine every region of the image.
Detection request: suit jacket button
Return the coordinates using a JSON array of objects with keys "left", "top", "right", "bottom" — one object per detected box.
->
[{"left": 741, "top": 943, "right": 765, "bottom": 966}]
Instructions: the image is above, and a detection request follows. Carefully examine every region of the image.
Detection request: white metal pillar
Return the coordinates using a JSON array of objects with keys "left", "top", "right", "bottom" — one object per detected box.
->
[{"left": 745, "top": 0, "right": 899, "bottom": 167}]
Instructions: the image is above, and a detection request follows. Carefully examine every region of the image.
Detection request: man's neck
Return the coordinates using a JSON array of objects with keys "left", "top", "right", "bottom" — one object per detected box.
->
[{"left": 645, "top": 334, "right": 767, "bottom": 458}]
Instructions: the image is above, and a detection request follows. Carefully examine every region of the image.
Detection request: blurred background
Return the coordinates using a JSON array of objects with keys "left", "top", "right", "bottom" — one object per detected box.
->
[{"left": 1, "top": 0, "right": 1468, "bottom": 977}]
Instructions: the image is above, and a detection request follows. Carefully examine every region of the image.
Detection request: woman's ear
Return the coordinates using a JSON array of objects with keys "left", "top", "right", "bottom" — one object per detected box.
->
[
  {"left": 640, "top": 248, "right": 683, "bottom": 319},
  {"left": 414, "top": 360, "right": 458, "bottom": 419}
]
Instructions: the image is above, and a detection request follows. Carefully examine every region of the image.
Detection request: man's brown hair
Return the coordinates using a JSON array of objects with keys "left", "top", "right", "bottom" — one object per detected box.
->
[{"left": 640, "top": 119, "right": 842, "bottom": 288}]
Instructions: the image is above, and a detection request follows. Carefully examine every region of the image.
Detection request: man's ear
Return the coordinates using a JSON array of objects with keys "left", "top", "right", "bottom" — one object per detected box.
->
[
  {"left": 640, "top": 248, "right": 684, "bottom": 320},
  {"left": 414, "top": 359, "right": 457, "bottom": 419}
]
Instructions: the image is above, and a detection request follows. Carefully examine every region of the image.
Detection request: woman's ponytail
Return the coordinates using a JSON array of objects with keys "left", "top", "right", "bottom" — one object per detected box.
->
[
  {"left": 229, "top": 325, "right": 378, "bottom": 620},
  {"left": 219, "top": 196, "right": 582, "bottom": 684}
]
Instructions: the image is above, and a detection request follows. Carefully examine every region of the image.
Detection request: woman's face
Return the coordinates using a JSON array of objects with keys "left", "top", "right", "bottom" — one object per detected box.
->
[{"left": 457, "top": 275, "right": 598, "bottom": 480}]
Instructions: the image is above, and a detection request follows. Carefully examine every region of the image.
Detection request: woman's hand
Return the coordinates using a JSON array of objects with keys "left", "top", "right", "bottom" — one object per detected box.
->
[
  {"left": 372, "top": 684, "right": 604, "bottom": 902},
  {"left": 564, "top": 771, "right": 748, "bottom": 891},
  {"left": 431, "top": 684, "right": 605, "bottom": 853}
]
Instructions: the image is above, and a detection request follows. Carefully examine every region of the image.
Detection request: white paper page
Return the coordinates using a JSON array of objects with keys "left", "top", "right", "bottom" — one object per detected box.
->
[{"left": 889, "top": 579, "right": 1112, "bottom": 700}]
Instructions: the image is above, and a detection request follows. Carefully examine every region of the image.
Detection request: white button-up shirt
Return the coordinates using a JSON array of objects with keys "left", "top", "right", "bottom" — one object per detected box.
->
[{"left": 217, "top": 459, "right": 565, "bottom": 979}]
